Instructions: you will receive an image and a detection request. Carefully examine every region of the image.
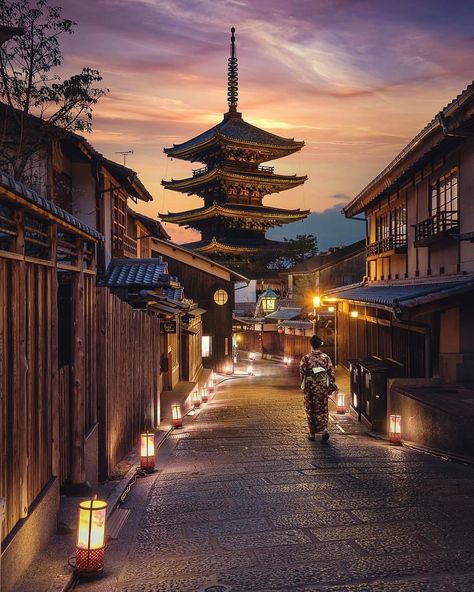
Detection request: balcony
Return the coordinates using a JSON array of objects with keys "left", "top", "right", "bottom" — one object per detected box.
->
[
  {"left": 367, "top": 234, "right": 407, "bottom": 258},
  {"left": 123, "top": 234, "right": 137, "bottom": 258},
  {"left": 414, "top": 211, "right": 459, "bottom": 247},
  {"left": 258, "top": 165, "right": 274, "bottom": 174},
  {"left": 192, "top": 166, "right": 209, "bottom": 177}
]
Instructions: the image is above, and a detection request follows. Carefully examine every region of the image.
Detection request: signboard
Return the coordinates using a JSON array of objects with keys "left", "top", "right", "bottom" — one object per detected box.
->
[{"left": 160, "top": 321, "right": 177, "bottom": 334}]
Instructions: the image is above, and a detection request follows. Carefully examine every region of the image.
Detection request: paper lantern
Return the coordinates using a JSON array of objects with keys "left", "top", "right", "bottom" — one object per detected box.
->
[
  {"left": 389, "top": 415, "right": 402, "bottom": 444},
  {"left": 201, "top": 386, "right": 208, "bottom": 403},
  {"left": 140, "top": 432, "right": 155, "bottom": 470},
  {"left": 336, "top": 392, "right": 346, "bottom": 414},
  {"left": 247, "top": 364, "right": 253, "bottom": 375},
  {"left": 249, "top": 352, "right": 256, "bottom": 361},
  {"left": 171, "top": 404, "right": 182, "bottom": 428},
  {"left": 76, "top": 498, "right": 107, "bottom": 575},
  {"left": 193, "top": 391, "right": 201, "bottom": 409}
]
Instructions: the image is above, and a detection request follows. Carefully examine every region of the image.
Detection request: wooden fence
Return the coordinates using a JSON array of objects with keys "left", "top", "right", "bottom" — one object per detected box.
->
[
  {"left": 0, "top": 258, "right": 56, "bottom": 540},
  {"left": 97, "top": 289, "right": 160, "bottom": 479}
]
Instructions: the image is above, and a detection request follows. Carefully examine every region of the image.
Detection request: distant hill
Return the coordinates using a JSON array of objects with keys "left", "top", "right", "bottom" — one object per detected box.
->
[{"left": 268, "top": 203, "right": 365, "bottom": 252}]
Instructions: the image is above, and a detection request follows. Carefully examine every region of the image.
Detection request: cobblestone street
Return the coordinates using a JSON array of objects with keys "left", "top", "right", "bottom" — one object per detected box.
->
[{"left": 77, "top": 360, "right": 474, "bottom": 592}]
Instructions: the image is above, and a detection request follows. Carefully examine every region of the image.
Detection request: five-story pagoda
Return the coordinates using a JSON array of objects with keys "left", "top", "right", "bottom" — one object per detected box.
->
[{"left": 161, "top": 28, "right": 309, "bottom": 270}]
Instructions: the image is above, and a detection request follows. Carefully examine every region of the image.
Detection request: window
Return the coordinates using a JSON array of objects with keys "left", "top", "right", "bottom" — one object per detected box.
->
[
  {"left": 430, "top": 169, "right": 458, "bottom": 222},
  {"left": 202, "top": 335, "right": 212, "bottom": 357},
  {"left": 112, "top": 191, "right": 127, "bottom": 256},
  {"left": 213, "top": 289, "right": 228, "bottom": 306}
]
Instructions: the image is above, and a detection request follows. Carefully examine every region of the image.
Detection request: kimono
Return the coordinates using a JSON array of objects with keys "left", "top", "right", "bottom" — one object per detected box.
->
[{"left": 299, "top": 349, "right": 335, "bottom": 434}]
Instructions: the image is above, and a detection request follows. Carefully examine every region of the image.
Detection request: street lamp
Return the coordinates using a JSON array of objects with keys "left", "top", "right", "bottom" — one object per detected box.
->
[{"left": 312, "top": 295, "right": 321, "bottom": 333}]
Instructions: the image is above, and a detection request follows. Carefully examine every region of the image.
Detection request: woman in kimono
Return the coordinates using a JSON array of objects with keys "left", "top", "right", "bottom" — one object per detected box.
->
[{"left": 300, "top": 335, "right": 336, "bottom": 442}]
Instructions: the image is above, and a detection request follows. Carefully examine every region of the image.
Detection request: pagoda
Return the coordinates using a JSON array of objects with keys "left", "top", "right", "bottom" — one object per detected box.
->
[{"left": 161, "top": 28, "right": 309, "bottom": 268}]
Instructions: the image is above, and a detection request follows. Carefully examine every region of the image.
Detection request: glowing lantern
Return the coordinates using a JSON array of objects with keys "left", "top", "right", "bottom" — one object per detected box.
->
[
  {"left": 350, "top": 310, "right": 359, "bottom": 318},
  {"left": 233, "top": 355, "right": 238, "bottom": 363},
  {"left": 389, "top": 415, "right": 402, "bottom": 444},
  {"left": 336, "top": 392, "right": 346, "bottom": 414},
  {"left": 193, "top": 391, "right": 201, "bottom": 409},
  {"left": 140, "top": 432, "right": 155, "bottom": 471},
  {"left": 313, "top": 295, "right": 321, "bottom": 308},
  {"left": 76, "top": 498, "right": 107, "bottom": 575},
  {"left": 171, "top": 404, "right": 182, "bottom": 428},
  {"left": 247, "top": 364, "right": 253, "bottom": 375},
  {"left": 283, "top": 356, "right": 288, "bottom": 365},
  {"left": 249, "top": 352, "right": 256, "bottom": 361},
  {"left": 328, "top": 306, "right": 335, "bottom": 313},
  {"left": 201, "top": 386, "right": 208, "bottom": 403},
  {"left": 353, "top": 393, "right": 358, "bottom": 409},
  {"left": 208, "top": 378, "right": 215, "bottom": 394},
  {"left": 277, "top": 325, "right": 284, "bottom": 334},
  {"left": 260, "top": 289, "right": 278, "bottom": 314},
  {"left": 225, "top": 363, "right": 233, "bottom": 374}
]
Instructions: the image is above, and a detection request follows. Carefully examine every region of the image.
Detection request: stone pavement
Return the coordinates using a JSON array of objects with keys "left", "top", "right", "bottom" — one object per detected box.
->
[{"left": 75, "top": 359, "right": 474, "bottom": 592}]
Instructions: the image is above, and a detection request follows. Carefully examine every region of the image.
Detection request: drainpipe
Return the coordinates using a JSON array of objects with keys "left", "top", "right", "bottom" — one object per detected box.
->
[{"left": 0, "top": 497, "right": 4, "bottom": 586}]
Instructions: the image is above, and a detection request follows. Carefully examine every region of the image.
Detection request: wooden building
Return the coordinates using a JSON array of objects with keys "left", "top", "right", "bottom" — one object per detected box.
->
[
  {"left": 0, "top": 172, "right": 101, "bottom": 589},
  {"left": 160, "top": 28, "right": 308, "bottom": 271},
  {"left": 331, "top": 82, "right": 474, "bottom": 381}
]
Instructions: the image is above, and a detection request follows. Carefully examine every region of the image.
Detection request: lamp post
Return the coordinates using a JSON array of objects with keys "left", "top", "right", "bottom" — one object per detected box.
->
[{"left": 312, "top": 295, "right": 321, "bottom": 333}]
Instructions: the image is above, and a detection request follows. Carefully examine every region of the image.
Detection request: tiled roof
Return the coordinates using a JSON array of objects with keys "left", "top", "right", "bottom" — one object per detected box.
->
[
  {"left": 289, "top": 239, "right": 366, "bottom": 274},
  {"left": 164, "top": 113, "right": 304, "bottom": 157},
  {"left": 0, "top": 171, "right": 103, "bottom": 240},
  {"left": 101, "top": 258, "right": 171, "bottom": 288},
  {"left": 265, "top": 307, "right": 302, "bottom": 320},
  {"left": 327, "top": 278, "right": 474, "bottom": 310},
  {"left": 164, "top": 286, "right": 184, "bottom": 301},
  {"left": 282, "top": 320, "right": 312, "bottom": 328},
  {"left": 160, "top": 203, "right": 309, "bottom": 222}
]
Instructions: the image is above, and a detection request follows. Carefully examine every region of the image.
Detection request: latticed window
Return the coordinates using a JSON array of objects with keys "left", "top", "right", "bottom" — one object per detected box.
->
[
  {"left": 112, "top": 192, "right": 127, "bottom": 256},
  {"left": 25, "top": 215, "right": 50, "bottom": 259},
  {"left": 0, "top": 202, "right": 16, "bottom": 252},
  {"left": 430, "top": 169, "right": 458, "bottom": 221}
]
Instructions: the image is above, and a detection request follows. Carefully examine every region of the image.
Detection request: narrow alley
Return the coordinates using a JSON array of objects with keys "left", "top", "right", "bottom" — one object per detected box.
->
[{"left": 76, "top": 360, "right": 474, "bottom": 592}]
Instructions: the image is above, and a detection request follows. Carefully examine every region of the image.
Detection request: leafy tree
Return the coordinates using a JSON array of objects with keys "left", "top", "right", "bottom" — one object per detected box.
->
[
  {"left": 0, "top": 0, "right": 107, "bottom": 181},
  {"left": 268, "top": 234, "right": 318, "bottom": 269}
]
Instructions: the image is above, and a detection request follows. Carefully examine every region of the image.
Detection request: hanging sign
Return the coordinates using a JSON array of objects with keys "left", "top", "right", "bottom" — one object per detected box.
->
[{"left": 161, "top": 321, "right": 177, "bottom": 334}]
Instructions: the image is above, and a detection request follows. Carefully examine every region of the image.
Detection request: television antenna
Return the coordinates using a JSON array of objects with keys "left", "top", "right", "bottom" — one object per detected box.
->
[{"left": 115, "top": 149, "right": 134, "bottom": 166}]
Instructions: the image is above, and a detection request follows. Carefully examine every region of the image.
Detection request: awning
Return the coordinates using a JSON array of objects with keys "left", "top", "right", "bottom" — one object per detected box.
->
[
  {"left": 187, "top": 308, "right": 207, "bottom": 317},
  {"left": 326, "top": 278, "right": 474, "bottom": 311}
]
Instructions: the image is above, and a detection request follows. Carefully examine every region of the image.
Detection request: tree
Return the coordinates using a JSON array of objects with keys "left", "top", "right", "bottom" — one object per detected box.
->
[
  {"left": 0, "top": 0, "right": 107, "bottom": 181},
  {"left": 268, "top": 234, "right": 318, "bottom": 269}
]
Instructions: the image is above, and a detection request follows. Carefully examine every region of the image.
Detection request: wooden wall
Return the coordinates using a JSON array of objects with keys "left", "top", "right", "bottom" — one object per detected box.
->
[
  {"left": 0, "top": 258, "right": 56, "bottom": 541},
  {"left": 96, "top": 289, "right": 160, "bottom": 479},
  {"left": 163, "top": 257, "right": 234, "bottom": 372}
]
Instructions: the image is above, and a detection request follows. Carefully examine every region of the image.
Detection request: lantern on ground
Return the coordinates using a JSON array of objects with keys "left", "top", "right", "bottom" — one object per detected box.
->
[
  {"left": 171, "top": 404, "right": 182, "bottom": 428},
  {"left": 225, "top": 363, "right": 233, "bottom": 374},
  {"left": 249, "top": 352, "right": 256, "bottom": 361},
  {"left": 76, "top": 498, "right": 107, "bottom": 575},
  {"left": 201, "top": 385, "right": 208, "bottom": 403},
  {"left": 140, "top": 432, "right": 155, "bottom": 471},
  {"left": 247, "top": 364, "right": 253, "bottom": 375},
  {"left": 389, "top": 415, "right": 402, "bottom": 444},
  {"left": 336, "top": 392, "right": 346, "bottom": 414},
  {"left": 193, "top": 390, "right": 201, "bottom": 409},
  {"left": 208, "top": 378, "right": 215, "bottom": 394}
]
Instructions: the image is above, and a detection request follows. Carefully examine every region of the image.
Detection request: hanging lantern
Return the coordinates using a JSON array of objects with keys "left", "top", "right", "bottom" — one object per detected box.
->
[
  {"left": 140, "top": 432, "right": 155, "bottom": 471},
  {"left": 76, "top": 498, "right": 108, "bottom": 575},
  {"left": 193, "top": 391, "right": 201, "bottom": 409},
  {"left": 201, "top": 385, "right": 208, "bottom": 403},
  {"left": 277, "top": 325, "right": 283, "bottom": 334},
  {"left": 336, "top": 392, "right": 346, "bottom": 414},
  {"left": 389, "top": 415, "right": 402, "bottom": 444},
  {"left": 171, "top": 404, "right": 182, "bottom": 428}
]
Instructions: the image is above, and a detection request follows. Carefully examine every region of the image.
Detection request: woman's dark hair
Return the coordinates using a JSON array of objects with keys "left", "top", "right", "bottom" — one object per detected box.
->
[{"left": 310, "top": 335, "right": 323, "bottom": 349}]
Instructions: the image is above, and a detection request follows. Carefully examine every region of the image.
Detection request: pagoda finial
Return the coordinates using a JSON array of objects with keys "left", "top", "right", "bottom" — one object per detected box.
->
[{"left": 227, "top": 27, "right": 238, "bottom": 113}]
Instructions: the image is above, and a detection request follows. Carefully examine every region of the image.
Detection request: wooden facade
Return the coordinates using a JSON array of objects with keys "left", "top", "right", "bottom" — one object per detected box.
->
[
  {"left": 0, "top": 182, "right": 99, "bottom": 544},
  {"left": 96, "top": 289, "right": 160, "bottom": 479}
]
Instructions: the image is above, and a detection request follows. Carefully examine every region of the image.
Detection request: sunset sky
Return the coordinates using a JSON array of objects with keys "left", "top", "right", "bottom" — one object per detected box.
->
[{"left": 60, "top": 0, "right": 473, "bottom": 248}]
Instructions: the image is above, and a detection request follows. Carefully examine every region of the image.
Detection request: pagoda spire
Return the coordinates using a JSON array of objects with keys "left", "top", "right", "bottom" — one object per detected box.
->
[{"left": 227, "top": 27, "right": 238, "bottom": 113}]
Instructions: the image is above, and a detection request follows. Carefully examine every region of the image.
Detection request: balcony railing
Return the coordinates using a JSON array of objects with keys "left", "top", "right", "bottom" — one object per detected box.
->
[
  {"left": 192, "top": 166, "right": 209, "bottom": 177},
  {"left": 414, "top": 210, "right": 459, "bottom": 246},
  {"left": 258, "top": 165, "right": 274, "bottom": 174},
  {"left": 123, "top": 234, "right": 137, "bottom": 258},
  {"left": 367, "top": 234, "right": 407, "bottom": 257}
]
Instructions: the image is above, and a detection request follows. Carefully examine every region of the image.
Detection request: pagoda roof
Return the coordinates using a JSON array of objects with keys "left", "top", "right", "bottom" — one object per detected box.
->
[
  {"left": 184, "top": 236, "right": 285, "bottom": 255},
  {"left": 163, "top": 112, "right": 304, "bottom": 161},
  {"left": 160, "top": 203, "right": 309, "bottom": 226},
  {"left": 162, "top": 167, "right": 307, "bottom": 194}
]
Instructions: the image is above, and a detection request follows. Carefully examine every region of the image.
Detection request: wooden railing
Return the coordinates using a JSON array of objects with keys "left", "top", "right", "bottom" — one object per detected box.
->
[
  {"left": 414, "top": 210, "right": 459, "bottom": 244},
  {"left": 258, "top": 165, "right": 274, "bottom": 174},
  {"left": 367, "top": 234, "right": 407, "bottom": 257},
  {"left": 192, "top": 166, "right": 208, "bottom": 177},
  {"left": 123, "top": 234, "right": 137, "bottom": 258}
]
